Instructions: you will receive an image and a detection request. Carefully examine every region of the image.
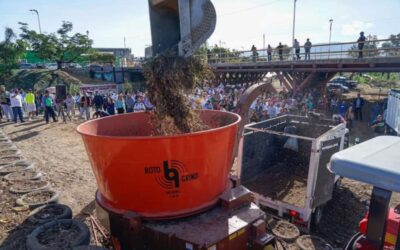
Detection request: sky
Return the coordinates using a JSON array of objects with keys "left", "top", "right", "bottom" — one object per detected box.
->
[{"left": 1, "top": 0, "right": 399, "bottom": 57}]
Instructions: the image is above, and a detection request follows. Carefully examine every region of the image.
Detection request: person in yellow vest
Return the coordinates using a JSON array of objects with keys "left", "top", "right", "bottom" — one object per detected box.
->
[{"left": 25, "top": 89, "right": 36, "bottom": 121}]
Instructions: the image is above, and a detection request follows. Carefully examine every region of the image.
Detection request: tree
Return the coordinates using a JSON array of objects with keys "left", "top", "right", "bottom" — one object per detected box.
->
[
  {"left": 19, "top": 21, "right": 93, "bottom": 69},
  {"left": 381, "top": 33, "right": 400, "bottom": 57},
  {"left": 87, "top": 51, "right": 116, "bottom": 64},
  {"left": 0, "top": 28, "right": 26, "bottom": 83}
]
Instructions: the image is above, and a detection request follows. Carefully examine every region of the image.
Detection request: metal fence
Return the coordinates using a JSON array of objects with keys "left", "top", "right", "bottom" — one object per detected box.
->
[{"left": 200, "top": 38, "right": 400, "bottom": 64}]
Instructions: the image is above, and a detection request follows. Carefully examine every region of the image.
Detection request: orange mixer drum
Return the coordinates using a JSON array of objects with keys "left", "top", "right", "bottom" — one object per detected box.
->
[{"left": 77, "top": 110, "right": 240, "bottom": 219}]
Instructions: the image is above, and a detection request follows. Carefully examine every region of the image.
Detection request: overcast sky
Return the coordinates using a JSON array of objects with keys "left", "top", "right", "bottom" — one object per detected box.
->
[{"left": 1, "top": 0, "right": 399, "bottom": 56}]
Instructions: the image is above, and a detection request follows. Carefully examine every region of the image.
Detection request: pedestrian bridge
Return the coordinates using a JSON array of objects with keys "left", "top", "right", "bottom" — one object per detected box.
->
[{"left": 204, "top": 38, "right": 400, "bottom": 90}]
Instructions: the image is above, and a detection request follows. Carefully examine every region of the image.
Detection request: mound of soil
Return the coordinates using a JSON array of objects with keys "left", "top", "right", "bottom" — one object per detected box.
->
[
  {"left": 244, "top": 162, "right": 308, "bottom": 207},
  {"left": 0, "top": 162, "right": 32, "bottom": 174},
  {"left": 37, "top": 222, "right": 81, "bottom": 247},
  {"left": 10, "top": 180, "right": 49, "bottom": 193},
  {"left": 296, "top": 235, "right": 331, "bottom": 250},
  {"left": 0, "top": 155, "right": 22, "bottom": 165},
  {"left": 20, "top": 190, "right": 56, "bottom": 205},
  {"left": 271, "top": 220, "right": 300, "bottom": 241},
  {"left": 5, "top": 170, "right": 41, "bottom": 181},
  {"left": 0, "top": 149, "right": 20, "bottom": 156}
]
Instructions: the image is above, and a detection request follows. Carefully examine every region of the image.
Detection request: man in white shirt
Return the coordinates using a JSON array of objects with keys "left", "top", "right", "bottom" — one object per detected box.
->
[{"left": 10, "top": 90, "right": 24, "bottom": 123}]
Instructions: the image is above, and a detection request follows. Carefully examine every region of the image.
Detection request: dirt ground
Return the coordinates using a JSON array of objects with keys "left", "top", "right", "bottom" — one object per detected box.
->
[
  {"left": 0, "top": 119, "right": 104, "bottom": 249},
  {"left": 0, "top": 93, "right": 399, "bottom": 249}
]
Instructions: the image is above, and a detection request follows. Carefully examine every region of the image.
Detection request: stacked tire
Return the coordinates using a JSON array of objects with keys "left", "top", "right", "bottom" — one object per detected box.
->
[{"left": 0, "top": 129, "right": 94, "bottom": 249}]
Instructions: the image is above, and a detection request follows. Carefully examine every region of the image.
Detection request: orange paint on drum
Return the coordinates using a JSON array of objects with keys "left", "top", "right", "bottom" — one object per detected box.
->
[{"left": 77, "top": 110, "right": 240, "bottom": 219}]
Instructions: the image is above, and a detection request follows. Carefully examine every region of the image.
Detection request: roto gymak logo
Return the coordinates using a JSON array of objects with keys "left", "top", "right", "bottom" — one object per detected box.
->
[{"left": 144, "top": 160, "right": 199, "bottom": 198}]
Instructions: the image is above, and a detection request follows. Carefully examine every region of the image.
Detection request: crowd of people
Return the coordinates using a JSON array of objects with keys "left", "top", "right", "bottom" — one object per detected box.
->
[{"left": 0, "top": 77, "right": 388, "bottom": 137}]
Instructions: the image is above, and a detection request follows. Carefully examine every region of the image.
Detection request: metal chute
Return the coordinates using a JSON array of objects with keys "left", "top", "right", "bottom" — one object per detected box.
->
[{"left": 148, "top": 0, "right": 216, "bottom": 57}]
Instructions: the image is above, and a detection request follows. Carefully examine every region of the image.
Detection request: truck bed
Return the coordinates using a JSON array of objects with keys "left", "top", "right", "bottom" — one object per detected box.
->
[{"left": 243, "top": 161, "right": 308, "bottom": 208}]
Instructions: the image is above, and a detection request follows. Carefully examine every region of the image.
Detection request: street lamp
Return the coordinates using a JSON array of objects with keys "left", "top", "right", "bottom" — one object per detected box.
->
[
  {"left": 29, "top": 9, "right": 42, "bottom": 34},
  {"left": 292, "top": 0, "right": 297, "bottom": 61},
  {"left": 329, "top": 19, "right": 333, "bottom": 44},
  {"left": 328, "top": 19, "right": 333, "bottom": 59}
]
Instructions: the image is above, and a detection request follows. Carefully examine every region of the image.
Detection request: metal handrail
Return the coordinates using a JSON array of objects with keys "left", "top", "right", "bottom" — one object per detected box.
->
[{"left": 199, "top": 38, "right": 400, "bottom": 64}]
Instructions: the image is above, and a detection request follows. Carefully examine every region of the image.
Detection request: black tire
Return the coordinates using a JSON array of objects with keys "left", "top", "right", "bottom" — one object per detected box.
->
[
  {"left": 28, "top": 204, "right": 72, "bottom": 225},
  {"left": 0, "top": 161, "right": 34, "bottom": 175},
  {"left": 311, "top": 205, "right": 324, "bottom": 231},
  {"left": 73, "top": 246, "right": 109, "bottom": 250},
  {"left": 16, "top": 189, "right": 60, "bottom": 209},
  {"left": 26, "top": 219, "right": 91, "bottom": 250}
]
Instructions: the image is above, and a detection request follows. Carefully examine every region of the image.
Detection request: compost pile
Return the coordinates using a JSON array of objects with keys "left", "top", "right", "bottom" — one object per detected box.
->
[{"left": 144, "top": 54, "right": 212, "bottom": 135}]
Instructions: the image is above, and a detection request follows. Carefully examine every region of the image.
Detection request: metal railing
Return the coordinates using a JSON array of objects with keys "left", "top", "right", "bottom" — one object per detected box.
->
[{"left": 199, "top": 38, "right": 400, "bottom": 65}]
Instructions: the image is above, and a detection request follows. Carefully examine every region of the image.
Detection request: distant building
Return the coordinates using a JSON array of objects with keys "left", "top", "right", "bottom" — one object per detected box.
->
[
  {"left": 145, "top": 46, "right": 153, "bottom": 59},
  {"left": 94, "top": 48, "right": 134, "bottom": 67}
]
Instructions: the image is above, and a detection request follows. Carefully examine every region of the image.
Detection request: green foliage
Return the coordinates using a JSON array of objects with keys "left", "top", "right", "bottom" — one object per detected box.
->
[
  {"left": 381, "top": 33, "right": 400, "bottom": 57},
  {"left": 87, "top": 51, "right": 116, "bottom": 64},
  {"left": 196, "top": 44, "right": 241, "bottom": 63},
  {"left": 19, "top": 21, "right": 93, "bottom": 69},
  {"left": 0, "top": 28, "right": 27, "bottom": 83},
  {"left": 5, "top": 69, "right": 81, "bottom": 91},
  {"left": 69, "top": 83, "right": 80, "bottom": 95},
  {"left": 123, "top": 82, "right": 133, "bottom": 93}
]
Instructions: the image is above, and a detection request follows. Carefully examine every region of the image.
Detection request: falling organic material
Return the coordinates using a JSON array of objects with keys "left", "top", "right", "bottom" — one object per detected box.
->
[{"left": 144, "top": 54, "right": 212, "bottom": 135}]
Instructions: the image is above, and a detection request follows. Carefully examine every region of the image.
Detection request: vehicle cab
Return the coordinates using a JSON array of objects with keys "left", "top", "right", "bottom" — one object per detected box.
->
[{"left": 329, "top": 136, "right": 400, "bottom": 250}]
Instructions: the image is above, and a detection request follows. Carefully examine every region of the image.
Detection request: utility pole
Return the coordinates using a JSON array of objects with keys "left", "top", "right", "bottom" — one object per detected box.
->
[
  {"left": 124, "top": 37, "right": 126, "bottom": 49},
  {"left": 292, "top": 0, "right": 297, "bottom": 61},
  {"left": 29, "top": 9, "right": 42, "bottom": 34}
]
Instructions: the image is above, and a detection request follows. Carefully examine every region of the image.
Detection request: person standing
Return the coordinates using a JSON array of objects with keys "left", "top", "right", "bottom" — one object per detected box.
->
[
  {"left": 357, "top": 31, "right": 366, "bottom": 59},
  {"left": 10, "top": 90, "right": 24, "bottom": 123},
  {"left": 79, "top": 92, "right": 91, "bottom": 121},
  {"left": 133, "top": 95, "right": 146, "bottom": 112},
  {"left": 338, "top": 100, "right": 347, "bottom": 118},
  {"left": 125, "top": 93, "right": 135, "bottom": 113},
  {"left": 25, "top": 89, "right": 36, "bottom": 121},
  {"left": 353, "top": 93, "right": 364, "bottom": 121},
  {"left": 345, "top": 106, "right": 354, "bottom": 131},
  {"left": 267, "top": 45, "right": 273, "bottom": 62},
  {"left": 115, "top": 93, "right": 125, "bottom": 114},
  {"left": 65, "top": 93, "right": 75, "bottom": 120},
  {"left": 251, "top": 45, "right": 258, "bottom": 62},
  {"left": 277, "top": 43, "right": 284, "bottom": 61},
  {"left": 0, "top": 86, "right": 13, "bottom": 122},
  {"left": 92, "top": 91, "right": 104, "bottom": 112},
  {"left": 105, "top": 96, "right": 115, "bottom": 115},
  {"left": 43, "top": 90, "right": 57, "bottom": 124},
  {"left": 304, "top": 38, "right": 312, "bottom": 60},
  {"left": 294, "top": 39, "right": 300, "bottom": 60}
]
